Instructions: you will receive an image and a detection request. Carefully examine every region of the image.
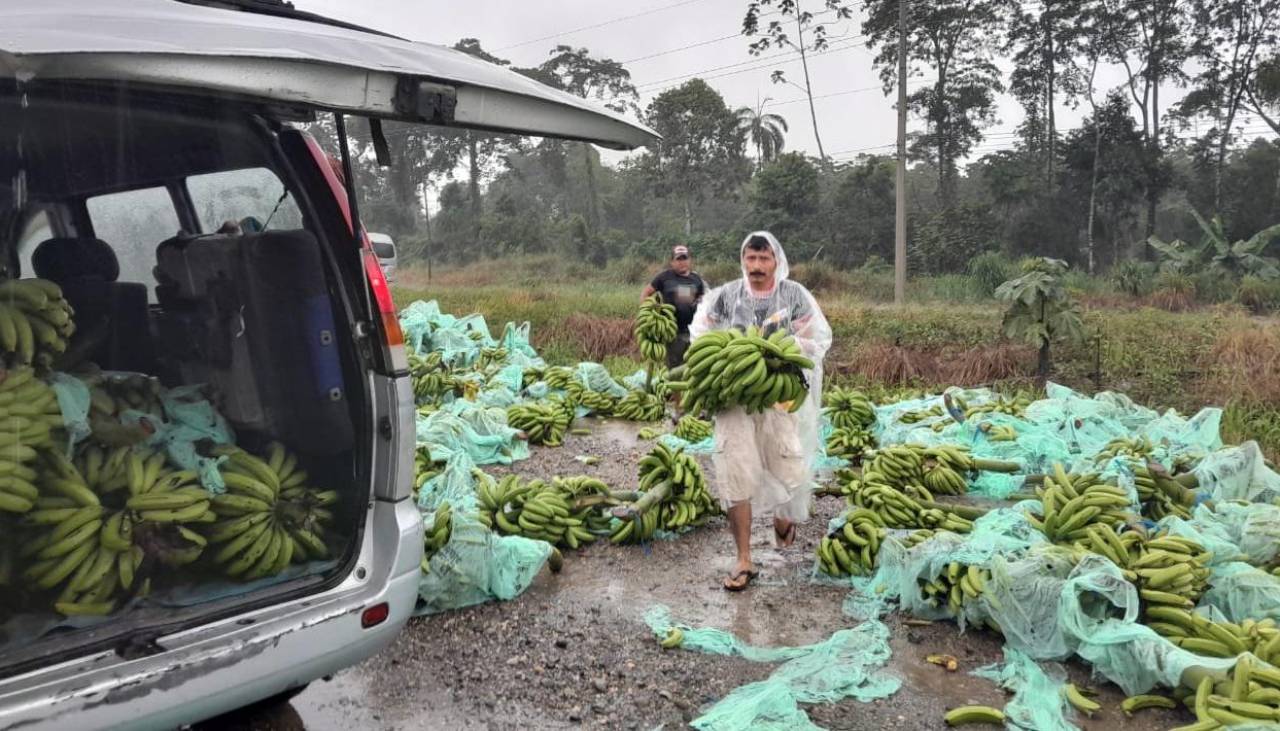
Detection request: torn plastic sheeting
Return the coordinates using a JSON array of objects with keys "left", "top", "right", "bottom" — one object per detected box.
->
[
  {"left": 1203, "top": 562, "right": 1280, "bottom": 624},
  {"left": 48, "top": 371, "right": 91, "bottom": 455},
  {"left": 971, "top": 647, "right": 1077, "bottom": 731},
  {"left": 130, "top": 385, "right": 235, "bottom": 492},
  {"left": 575, "top": 362, "right": 629, "bottom": 398},
  {"left": 659, "top": 433, "right": 714, "bottom": 455},
  {"left": 416, "top": 399, "right": 528, "bottom": 466},
  {"left": 1195, "top": 441, "right": 1280, "bottom": 503},
  {"left": 415, "top": 514, "right": 552, "bottom": 615},
  {"left": 643, "top": 605, "right": 900, "bottom": 731}
]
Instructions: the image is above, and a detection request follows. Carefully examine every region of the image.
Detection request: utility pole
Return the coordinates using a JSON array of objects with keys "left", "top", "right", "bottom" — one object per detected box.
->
[{"left": 894, "top": 0, "right": 908, "bottom": 305}]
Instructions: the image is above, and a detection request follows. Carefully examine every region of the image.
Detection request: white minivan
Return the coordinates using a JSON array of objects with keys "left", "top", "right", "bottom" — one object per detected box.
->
[
  {"left": 367, "top": 233, "right": 398, "bottom": 283},
  {"left": 0, "top": 1, "right": 655, "bottom": 729}
]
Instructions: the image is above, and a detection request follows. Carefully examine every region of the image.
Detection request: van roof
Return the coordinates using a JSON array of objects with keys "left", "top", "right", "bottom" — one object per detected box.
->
[
  {"left": 366, "top": 233, "right": 395, "bottom": 245},
  {"left": 0, "top": 0, "right": 659, "bottom": 150}
]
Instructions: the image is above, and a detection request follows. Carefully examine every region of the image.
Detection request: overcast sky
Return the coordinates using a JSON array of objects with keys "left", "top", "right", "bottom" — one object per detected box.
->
[{"left": 290, "top": 0, "right": 1274, "bottom": 166}]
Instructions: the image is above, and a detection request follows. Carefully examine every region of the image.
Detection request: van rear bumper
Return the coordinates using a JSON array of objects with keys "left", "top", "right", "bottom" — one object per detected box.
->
[{"left": 0, "top": 497, "right": 423, "bottom": 731}]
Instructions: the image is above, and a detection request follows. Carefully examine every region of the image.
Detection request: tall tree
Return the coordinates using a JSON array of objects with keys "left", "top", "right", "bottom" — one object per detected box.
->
[
  {"left": 750, "top": 151, "right": 819, "bottom": 243},
  {"left": 736, "top": 99, "right": 789, "bottom": 168},
  {"left": 530, "top": 45, "right": 639, "bottom": 251},
  {"left": 863, "top": 0, "right": 1007, "bottom": 208},
  {"left": 1176, "top": 0, "right": 1279, "bottom": 214},
  {"left": 434, "top": 39, "right": 526, "bottom": 252},
  {"left": 742, "top": 0, "right": 855, "bottom": 161},
  {"left": 1003, "top": 0, "right": 1088, "bottom": 189},
  {"left": 1061, "top": 91, "right": 1151, "bottom": 268},
  {"left": 639, "top": 79, "right": 749, "bottom": 235},
  {"left": 1248, "top": 54, "right": 1280, "bottom": 135},
  {"left": 1101, "top": 0, "right": 1190, "bottom": 237}
]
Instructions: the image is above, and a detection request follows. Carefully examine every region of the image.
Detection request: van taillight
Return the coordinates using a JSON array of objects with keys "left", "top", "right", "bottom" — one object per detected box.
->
[
  {"left": 363, "top": 250, "right": 404, "bottom": 348},
  {"left": 361, "top": 602, "right": 390, "bottom": 628}
]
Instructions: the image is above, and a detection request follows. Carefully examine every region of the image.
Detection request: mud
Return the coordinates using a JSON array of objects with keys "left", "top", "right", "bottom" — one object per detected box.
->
[{"left": 202, "top": 419, "right": 1191, "bottom": 731}]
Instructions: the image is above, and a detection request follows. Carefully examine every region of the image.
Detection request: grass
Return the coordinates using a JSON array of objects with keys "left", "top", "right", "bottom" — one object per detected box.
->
[{"left": 392, "top": 259, "right": 1280, "bottom": 458}]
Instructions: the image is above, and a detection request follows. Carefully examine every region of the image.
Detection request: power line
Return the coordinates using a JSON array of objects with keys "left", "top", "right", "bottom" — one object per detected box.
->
[
  {"left": 636, "top": 35, "right": 869, "bottom": 92},
  {"left": 494, "top": 0, "right": 717, "bottom": 52}
]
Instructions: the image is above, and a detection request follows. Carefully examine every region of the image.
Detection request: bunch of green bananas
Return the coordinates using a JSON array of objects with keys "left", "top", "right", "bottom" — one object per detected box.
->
[
  {"left": 413, "top": 446, "right": 440, "bottom": 494},
  {"left": 823, "top": 387, "right": 877, "bottom": 430},
  {"left": 816, "top": 508, "right": 886, "bottom": 577},
  {"left": 899, "top": 405, "right": 943, "bottom": 424},
  {"left": 864, "top": 446, "right": 926, "bottom": 487},
  {"left": 86, "top": 372, "right": 164, "bottom": 420},
  {"left": 922, "top": 464, "right": 968, "bottom": 496},
  {"left": 475, "top": 346, "right": 508, "bottom": 370},
  {"left": 666, "top": 326, "right": 813, "bottom": 416},
  {"left": 1132, "top": 461, "right": 1197, "bottom": 521},
  {"left": 496, "top": 478, "right": 596, "bottom": 548},
  {"left": 521, "top": 366, "right": 545, "bottom": 388},
  {"left": 614, "top": 390, "right": 665, "bottom": 422},
  {"left": 1096, "top": 436, "right": 1155, "bottom": 462},
  {"left": 641, "top": 367, "right": 672, "bottom": 400},
  {"left": 1151, "top": 605, "right": 1276, "bottom": 663},
  {"left": 576, "top": 390, "right": 616, "bottom": 416},
  {"left": 825, "top": 426, "right": 876, "bottom": 461},
  {"left": 963, "top": 394, "right": 1032, "bottom": 419},
  {"left": 674, "top": 415, "right": 713, "bottom": 443},
  {"left": 19, "top": 445, "right": 204, "bottom": 616},
  {"left": 613, "top": 443, "right": 717, "bottom": 543},
  {"left": 1064, "top": 521, "right": 1144, "bottom": 578},
  {"left": 844, "top": 474, "right": 975, "bottom": 532},
  {"left": 204, "top": 443, "right": 333, "bottom": 580},
  {"left": 634, "top": 294, "right": 677, "bottom": 363},
  {"left": 1175, "top": 656, "right": 1280, "bottom": 726},
  {"left": 982, "top": 423, "right": 1019, "bottom": 442},
  {"left": 916, "top": 559, "right": 995, "bottom": 620},
  {"left": 944, "top": 706, "right": 1005, "bottom": 727},
  {"left": 543, "top": 366, "right": 576, "bottom": 391},
  {"left": 507, "top": 402, "right": 572, "bottom": 446},
  {"left": 1127, "top": 533, "right": 1212, "bottom": 612},
  {"left": 0, "top": 369, "right": 61, "bottom": 514},
  {"left": 637, "top": 425, "right": 666, "bottom": 441},
  {"left": 411, "top": 370, "right": 457, "bottom": 404},
  {"left": 420, "top": 500, "right": 452, "bottom": 573},
  {"left": 0, "top": 278, "right": 76, "bottom": 369},
  {"left": 1025, "top": 464, "right": 1135, "bottom": 543}
]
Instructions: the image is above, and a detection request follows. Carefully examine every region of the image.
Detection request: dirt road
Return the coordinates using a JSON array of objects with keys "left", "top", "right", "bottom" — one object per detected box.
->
[{"left": 202, "top": 419, "right": 1189, "bottom": 731}]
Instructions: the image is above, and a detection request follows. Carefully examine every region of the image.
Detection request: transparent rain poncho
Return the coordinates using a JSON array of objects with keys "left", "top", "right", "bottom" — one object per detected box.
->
[{"left": 688, "top": 231, "right": 833, "bottom": 518}]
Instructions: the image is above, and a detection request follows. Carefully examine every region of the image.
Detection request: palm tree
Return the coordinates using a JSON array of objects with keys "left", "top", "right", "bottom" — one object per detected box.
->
[{"left": 736, "top": 99, "right": 788, "bottom": 170}]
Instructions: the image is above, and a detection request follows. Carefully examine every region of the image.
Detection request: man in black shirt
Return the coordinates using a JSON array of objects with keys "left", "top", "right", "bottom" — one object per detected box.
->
[{"left": 641, "top": 245, "right": 707, "bottom": 369}]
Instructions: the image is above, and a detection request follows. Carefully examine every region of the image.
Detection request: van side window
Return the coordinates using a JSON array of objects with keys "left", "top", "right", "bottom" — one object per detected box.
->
[
  {"left": 15, "top": 210, "right": 52, "bottom": 276},
  {"left": 187, "top": 168, "right": 303, "bottom": 233},
  {"left": 86, "top": 187, "right": 182, "bottom": 291}
]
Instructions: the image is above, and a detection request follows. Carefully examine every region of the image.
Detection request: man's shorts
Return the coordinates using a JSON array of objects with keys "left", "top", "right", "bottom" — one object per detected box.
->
[{"left": 666, "top": 332, "right": 691, "bottom": 370}]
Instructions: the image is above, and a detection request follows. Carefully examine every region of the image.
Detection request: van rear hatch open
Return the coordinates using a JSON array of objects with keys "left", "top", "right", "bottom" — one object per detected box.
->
[{"left": 0, "top": 0, "right": 655, "bottom": 678}]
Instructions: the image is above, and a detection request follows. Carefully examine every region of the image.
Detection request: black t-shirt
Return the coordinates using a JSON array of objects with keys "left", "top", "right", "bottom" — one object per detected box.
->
[{"left": 650, "top": 269, "right": 706, "bottom": 332}]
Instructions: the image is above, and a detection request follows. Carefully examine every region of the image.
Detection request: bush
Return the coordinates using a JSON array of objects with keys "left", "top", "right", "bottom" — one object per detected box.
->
[
  {"left": 911, "top": 205, "right": 1000, "bottom": 276},
  {"left": 968, "top": 251, "right": 1017, "bottom": 297},
  {"left": 1148, "top": 271, "right": 1196, "bottom": 312},
  {"left": 1110, "top": 260, "right": 1156, "bottom": 297},
  {"left": 1236, "top": 275, "right": 1280, "bottom": 314},
  {"left": 790, "top": 260, "right": 846, "bottom": 293},
  {"left": 1192, "top": 268, "right": 1236, "bottom": 304}
]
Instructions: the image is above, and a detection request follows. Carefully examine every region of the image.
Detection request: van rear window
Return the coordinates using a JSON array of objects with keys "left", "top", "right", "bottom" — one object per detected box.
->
[
  {"left": 187, "top": 168, "right": 303, "bottom": 233},
  {"left": 86, "top": 186, "right": 181, "bottom": 292}
]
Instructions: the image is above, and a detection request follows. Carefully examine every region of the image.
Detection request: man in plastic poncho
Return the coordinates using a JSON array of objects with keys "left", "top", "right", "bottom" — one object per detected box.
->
[{"left": 689, "top": 232, "right": 832, "bottom": 591}]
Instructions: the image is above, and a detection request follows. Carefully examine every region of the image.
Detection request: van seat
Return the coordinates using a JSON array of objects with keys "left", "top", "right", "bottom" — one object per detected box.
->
[{"left": 31, "top": 236, "right": 153, "bottom": 372}]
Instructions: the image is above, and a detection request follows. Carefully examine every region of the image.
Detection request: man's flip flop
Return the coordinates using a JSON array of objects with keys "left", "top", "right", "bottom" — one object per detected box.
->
[{"left": 723, "top": 570, "right": 758, "bottom": 592}]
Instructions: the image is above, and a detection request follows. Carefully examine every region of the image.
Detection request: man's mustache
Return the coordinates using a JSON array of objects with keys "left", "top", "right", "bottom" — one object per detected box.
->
[{"left": 748, "top": 270, "right": 767, "bottom": 276}]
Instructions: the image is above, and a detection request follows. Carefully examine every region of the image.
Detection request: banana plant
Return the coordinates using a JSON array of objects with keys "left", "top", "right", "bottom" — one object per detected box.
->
[
  {"left": 994, "top": 257, "right": 1084, "bottom": 378},
  {"left": 1147, "top": 210, "right": 1280, "bottom": 280}
]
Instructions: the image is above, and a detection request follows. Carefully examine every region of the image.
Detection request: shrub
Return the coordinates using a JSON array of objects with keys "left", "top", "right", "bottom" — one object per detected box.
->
[
  {"left": 968, "top": 251, "right": 1016, "bottom": 296},
  {"left": 1110, "top": 260, "right": 1155, "bottom": 297},
  {"left": 1148, "top": 271, "right": 1196, "bottom": 312},
  {"left": 1192, "top": 269, "right": 1236, "bottom": 304},
  {"left": 790, "top": 260, "right": 846, "bottom": 293},
  {"left": 1236, "top": 275, "right": 1280, "bottom": 315}
]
